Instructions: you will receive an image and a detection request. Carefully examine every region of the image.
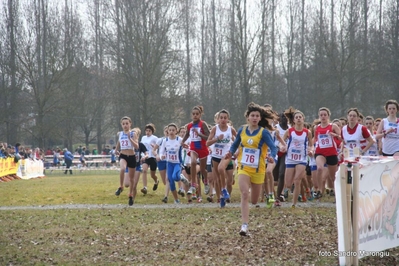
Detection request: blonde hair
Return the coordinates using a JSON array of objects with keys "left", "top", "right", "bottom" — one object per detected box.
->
[{"left": 132, "top": 127, "right": 141, "bottom": 136}]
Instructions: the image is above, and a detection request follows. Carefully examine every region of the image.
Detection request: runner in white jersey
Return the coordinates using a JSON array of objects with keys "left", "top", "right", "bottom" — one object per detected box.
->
[
  {"left": 282, "top": 110, "right": 313, "bottom": 208},
  {"left": 152, "top": 126, "right": 170, "bottom": 203},
  {"left": 158, "top": 123, "right": 190, "bottom": 204},
  {"left": 341, "top": 108, "right": 374, "bottom": 159},
  {"left": 114, "top": 116, "right": 139, "bottom": 206},
  {"left": 265, "top": 110, "right": 287, "bottom": 207},
  {"left": 205, "top": 144, "right": 214, "bottom": 202},
  {"left": 364, "top": 116, "right": 379, "bottom": 156},
  {"left": 273, "top": 111, "right": 291, "bottom": 203},
  {"left": 140, "top": 123, "right": 160, "bottom": 195},
  {"left": 206, "top": 110, "right": 237, "bottom": 208},
  {"left": 178, "top": 126, "right": 189, "bottom": 198},
  {"left": 376, "top": 99, "right": 399, "bottom": 156}
]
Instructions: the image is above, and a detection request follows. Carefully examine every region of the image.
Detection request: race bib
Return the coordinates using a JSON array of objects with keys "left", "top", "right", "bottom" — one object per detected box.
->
[
  {"left": 213, "top": 143, "right": 225, "bottom": 158},
  {"left": 318, "top": 134, "right": 333, "bottom": 148},
  {"left": 190, "top": 128, "right": 201, "bottom": 141},
  {"left": 168, "top": 151, "right": 179, "bottom": 163},
  {"left": 289, "top": 149, "right": 302, "bottom": 162},
  {"left": 241, "top": 148, "right": 260, "bottom": 168},
  {"left": 346, "top": 140, "right": 358, "bottom": 157}
]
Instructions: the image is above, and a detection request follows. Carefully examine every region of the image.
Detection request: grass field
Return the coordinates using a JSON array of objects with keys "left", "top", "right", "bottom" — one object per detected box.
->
[{"left": 0, "top": 171, "right": 398, "bottom": 265}]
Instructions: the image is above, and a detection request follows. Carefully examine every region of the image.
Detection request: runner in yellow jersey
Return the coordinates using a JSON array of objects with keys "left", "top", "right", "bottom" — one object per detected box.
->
[{"left": 225, "top": 102, "right": 277, "bottom": 236}]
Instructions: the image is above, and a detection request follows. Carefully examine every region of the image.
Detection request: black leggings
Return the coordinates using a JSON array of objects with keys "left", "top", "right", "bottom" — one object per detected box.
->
[{"left": 273, "top": 153, "right": 286, "bottom": 197}]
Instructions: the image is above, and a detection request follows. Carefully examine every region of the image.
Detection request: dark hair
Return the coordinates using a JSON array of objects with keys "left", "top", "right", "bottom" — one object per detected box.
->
[
  {"left": 347, "top": 107, "right": 360, "bottom": 117},
  {"left": 278, "top": 112, "right": 288, "bottom": 130},
  {"left": 145, "top": 123, "right": 156, "bottom": 133},
  {"left": 244, "top": 102, "right": 276, "bottom": 131},
  {"left": 284, "top": 106, "right": 296, "bottom": 126},
  {"left": 218, "top": 109, "right": 230, "bottom": 118}
]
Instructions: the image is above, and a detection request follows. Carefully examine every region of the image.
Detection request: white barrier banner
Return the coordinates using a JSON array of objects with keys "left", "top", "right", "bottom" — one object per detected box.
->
[
  {"left": 336, "top": 158, "right": 399, "bottom": 264},
  {"left": 358, "top": 159, "right": 399, "bottom": 255},
  {"left": 16, "top": 159, "right": 44, "bottom": 179}
]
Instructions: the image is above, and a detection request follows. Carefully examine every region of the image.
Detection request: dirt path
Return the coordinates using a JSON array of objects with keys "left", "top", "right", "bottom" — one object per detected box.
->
[{"left": 0, "top": 201, "right": 336, "bottom": 211}]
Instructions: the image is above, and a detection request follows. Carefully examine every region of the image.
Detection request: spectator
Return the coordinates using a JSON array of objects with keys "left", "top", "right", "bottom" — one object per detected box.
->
[
  {"left": 63, "top": 148, "right": 74, "bottom": 175},
  {"left": 92, "top": 148, "right": 98, "bottom": 155},
  {"left": 110, "top": 146, "right": 116, "bottom": 167},
  {"left": 53, "top": 148, "right": 61, "bottom": 167},
  {"left": 15, "top": 143, "right": 21, "bottom": 154},
  {"left": 0, "top": 144, "right": 5, "bottom": 158},
  {"left": 45, "top": 148, "right": 53, "bottom": 156},
  {"left": 104, "top": 145, "right": 111, "bottom": 155},
  {"left": 80, "top": 147, "right": 87, "bottom": 168}
]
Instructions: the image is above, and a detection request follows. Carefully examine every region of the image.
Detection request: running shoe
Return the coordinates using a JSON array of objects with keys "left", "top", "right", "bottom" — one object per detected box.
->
[
  {"left": 197, "top": 197, "right": 202, "bottom": 203},
  {"left": 128, "top": 196, "right": 134, "bottom": 206},
  {"left": 302, "top": 195, "right": 307, "bottom": 202},
  {"left": 284, "top": 188, "right": 289, "bottom": 199},
  {"left": 315, "top": 191, "right": 323, "bottom": 199},
  {"left": 207, "top": 194, "right": 214, "bottom": 203},
  {"left": 174, "top": 199, "right": 180, "bottom": 204},
  {"left": 222, "top": 188, "right": 230, "bottom": 201},
  {"left": 153, "top": 180, "right": 159, "bottom": 191},
  {"left": 291, "top": 204, "right": 296, "bottom": 209},
  {"left": 141, "top": 187, "right": 148, "bottom": 195},
  {"left": 265, "top": 196, "right": 271, "bottom": 208},
  {"left": 192, "top": 194, "right": 197, "bottom": 200},
  {"left": 204, "top": 184, "right": 210, "bottom": 195},
  {"left": 279, "top": 194, "right": 286, "bottom": 202},
  {"left": 298, "top": 195, "right": 303, "bottom": 202},
  {"left": 162, "top": 197, "right": 168, "bottom": 203},
  {"left": 268, "top": 194, "right": 275, "bottom": 204},
  {"left": 220, "top": 197, "right": 226, "bottom": 208},
  {"left": 329, "top": 190, "right": 335, "bottom": 197},
  {"left": 274, "top": 199, "right": 281, "bottom": 207},
  {"left": 308, "top": 193, "right": 314, "bottom": 201},
  {"left": 239, "top": 224, "right": 248, "bottom": 236},
  {"left": 187, "top": 186, "right": 196, "bottom": 195},
  {"left": 180, "top": 174, "right": 190, "bottom": 186},
  {"left": 178, "top": 188, "right": 185, "bottom": 197},
  {"left": 115, "top": 187, "right": 123, "bottom": 196}
]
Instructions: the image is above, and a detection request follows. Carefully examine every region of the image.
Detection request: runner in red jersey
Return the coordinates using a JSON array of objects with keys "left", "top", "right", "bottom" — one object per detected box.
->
[
  {"left": 182, "top": 105, "right": 211, "bottom": 202},
  {"left": 313, "top": 107, "right": 341, "bottom": 199}
]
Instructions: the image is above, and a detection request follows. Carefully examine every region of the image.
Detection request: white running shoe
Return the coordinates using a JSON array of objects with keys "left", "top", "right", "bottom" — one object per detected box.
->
[
  {"left": 239, "top": 224, "right": 248, "bottom": 236},
  {"left": 204, "top": 184, "right": 210, "bottom": 195},
  {"left": 180, "top": 174, "right": 190, "bottom": 186}
]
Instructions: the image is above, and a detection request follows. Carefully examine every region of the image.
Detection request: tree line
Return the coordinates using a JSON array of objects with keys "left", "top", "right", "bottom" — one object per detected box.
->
[{"left": 0, "top": 0, "right": 398, "bottom": 150}]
